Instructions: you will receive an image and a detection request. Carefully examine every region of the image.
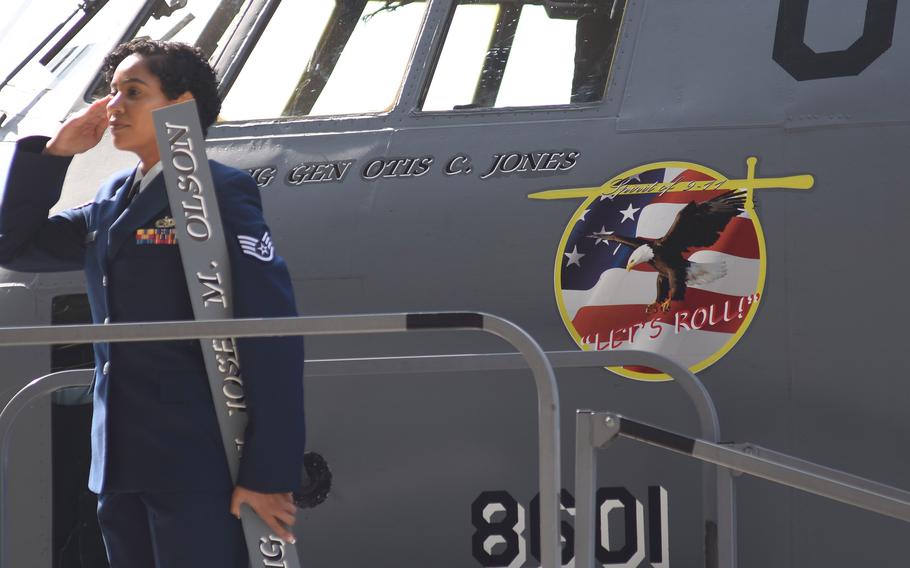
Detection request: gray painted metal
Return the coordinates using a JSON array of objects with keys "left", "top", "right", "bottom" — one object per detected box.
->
[
  {"left": 1, "top": 1, "right": 908, "bottom": 566},
  {"left": 482, "top": 316, "right": 561, "bottom": 568},
  {"left": 0, "top": 312, "right": 561, "bottom": 568},
  {"left": 212, "top": 0, "right": 282, "bottom": 99},
  {"left": 305, "top": 350, "right": 736, "bottom": 566},
  {"left": 687, "top": 439, "right": 910, "bottom": 524},
  {"left": 0, "top": 314, "right": 411, "bottom": 345},
  {"left": 567, "top": 352, "right": 734, "bottom": 568},
  {"left": 396, "top": 0, "right": 454, "bottom": 114},
  {"left": 0, "top": 346, "right": 726, "bottom": 568},
  {"left": 155, "top": 100, "right": 300, "bottom": 567},
  {"left": 0, "top": 370, "right": 92, "bottom": 568},
  {"left": 574, "top": 411, "right": 601, "bottom": 568},
  {"left": 574, "top": 411, "right": 910, "bottom": 568}
]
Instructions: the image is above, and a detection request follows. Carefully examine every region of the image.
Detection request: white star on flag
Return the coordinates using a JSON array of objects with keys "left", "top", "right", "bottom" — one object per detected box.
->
[
  {"left": 564, "top": 245, "right": 585, "bottom": 267},
  {"left": 587, "top": 226, "right": 614, "bottom": 245},
  {"left": 620, "top": 203, "right": 640, "bottom": 223}
]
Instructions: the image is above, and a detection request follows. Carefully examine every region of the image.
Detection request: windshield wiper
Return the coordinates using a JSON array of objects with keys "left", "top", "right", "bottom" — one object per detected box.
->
[{"left": 0, "top": 0, "right": 109, "bottom": 93}]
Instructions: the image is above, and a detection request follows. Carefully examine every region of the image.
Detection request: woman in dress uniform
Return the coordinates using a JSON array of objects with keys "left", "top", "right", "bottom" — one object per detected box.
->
[{"left": 0, "top": 39, "right": 305, "bottom": 567}]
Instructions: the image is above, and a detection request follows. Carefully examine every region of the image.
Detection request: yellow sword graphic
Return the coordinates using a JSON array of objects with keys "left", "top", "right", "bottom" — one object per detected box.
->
[{"left": 528, "top": 157, "right": 814, "bottom": 209}]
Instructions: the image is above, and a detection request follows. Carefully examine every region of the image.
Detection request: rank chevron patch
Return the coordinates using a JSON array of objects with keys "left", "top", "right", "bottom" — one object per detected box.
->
[{"left": 237, "top": 231, "right": 275, "bottom": 262}]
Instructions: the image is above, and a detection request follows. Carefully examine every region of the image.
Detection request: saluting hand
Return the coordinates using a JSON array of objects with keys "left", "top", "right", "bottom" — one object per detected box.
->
[
  {"left": 230, "top": 485, "right": 297, "bottom": 544},
  {"left": 44, "top": 95, "right": 112, "bottom": 157}
]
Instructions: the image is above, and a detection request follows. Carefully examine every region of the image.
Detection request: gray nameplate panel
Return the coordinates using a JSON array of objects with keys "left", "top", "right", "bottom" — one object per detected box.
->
[{"left": 154, "top": 100, "right": 300, "bottom": 568}]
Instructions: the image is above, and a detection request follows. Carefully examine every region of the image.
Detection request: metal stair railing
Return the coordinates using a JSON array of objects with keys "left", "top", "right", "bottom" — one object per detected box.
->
[
  {"left": 548, "top": 351, "right": 734, "bottom": 568},
  {"left": 575, "top": 411, "right": 910, "bottom": 568},
  {"left": 0, "top": 312, "right": 561, "bottom": 568},
  {"left": 1, "top": 343, "right": 734, "bottom": 568},
  {"left": 303, "top": 349, "right": 735, "bottom": 567}
]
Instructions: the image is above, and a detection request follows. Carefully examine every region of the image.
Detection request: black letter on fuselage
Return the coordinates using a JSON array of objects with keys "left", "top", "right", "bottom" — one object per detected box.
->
[{"left": 773, "top": 0, "right": 897, "bottom": 80}]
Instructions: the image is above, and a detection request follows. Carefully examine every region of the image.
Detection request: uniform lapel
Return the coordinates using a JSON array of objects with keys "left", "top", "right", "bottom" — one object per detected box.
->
[
  {"left": 107, "top": 174, "right": 169, "bottom": 260},
  {"left": 92, "top": 172, "right": 135, "bottom": 261}
]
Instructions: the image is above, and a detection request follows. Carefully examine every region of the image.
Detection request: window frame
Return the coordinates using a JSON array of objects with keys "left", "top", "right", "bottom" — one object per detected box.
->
[
  {"left": 82, "top": 0, "right": 176, "bottom": 103},
  {"left": 214, "top": 0, "right": 435, "bottom": 124},
  {"left": 80, "top": 0, "right": 631, "bottom": 127},
  {"left": 412, "top": 0, "right": 630, "bottom": 117},
  {"left": 200, "top": 0, "right": 639, "bottom": 138}
]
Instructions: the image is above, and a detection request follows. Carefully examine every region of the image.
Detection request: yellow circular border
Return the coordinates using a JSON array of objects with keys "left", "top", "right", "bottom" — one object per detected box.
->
[{"left": 553, "top": 161, "right": 768, "bottom": 382}]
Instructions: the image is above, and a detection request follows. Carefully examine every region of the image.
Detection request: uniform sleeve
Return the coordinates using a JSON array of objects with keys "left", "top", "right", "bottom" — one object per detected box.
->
[
  {"left": 218, "top": 170, "right": 305, "bottom": 493},
  {"left": 0, "top": 136, "right": 88, "bottom": 272}
]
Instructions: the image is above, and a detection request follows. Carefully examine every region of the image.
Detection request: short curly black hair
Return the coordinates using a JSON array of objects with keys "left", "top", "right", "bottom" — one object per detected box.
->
[{"left": 102, "top": 39, "right": 220, "bottom": 135}]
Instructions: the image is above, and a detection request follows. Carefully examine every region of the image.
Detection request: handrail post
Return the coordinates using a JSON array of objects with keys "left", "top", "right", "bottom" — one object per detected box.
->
[
  {"left": 481, "top": 315, "right": 560, "bottom": 568},
  {"left": 717, "top": 465, "right": 737, "bottom": 567},
  {"left": 574, "top": 411, "right": 622, "bottom": 568},
  {"left": 551, "top": 350, "right": 731, "bottom": 568},
  {"left": 574, "top": 411, "right": 597, "bottom": 568},
  {"left": 0, "top": 370, "right": 93, "bottom": 568}
]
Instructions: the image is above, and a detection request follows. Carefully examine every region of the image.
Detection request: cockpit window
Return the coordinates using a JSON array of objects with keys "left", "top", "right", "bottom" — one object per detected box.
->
[
  {"left": 131, "top": 0, "right": 243, "bottom": 57},
  {"left": 84, "top": 0, "right": 245, "bottom": 100},
  {"left": 421, "top": 0, "right": 626, "bottom": 111},
  {"left": 2, "top": 0, "right": 145, "bottom": 99},
  {"left": 218, "top": 0, "right": 429, "bottom": 120}
]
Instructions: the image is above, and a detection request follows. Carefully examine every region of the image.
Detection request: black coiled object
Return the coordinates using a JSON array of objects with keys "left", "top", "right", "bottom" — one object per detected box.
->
[{"left": 293, "top": 452, "right": 331, "bottom": 509}]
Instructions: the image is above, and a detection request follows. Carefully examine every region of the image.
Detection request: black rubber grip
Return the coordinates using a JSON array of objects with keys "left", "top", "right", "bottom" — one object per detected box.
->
[
  {"left": 619, "top": 418, "right": 696, "bottom": 454},
  {"left": 406, "top": 313, "right": 483, "bottom": 330}
]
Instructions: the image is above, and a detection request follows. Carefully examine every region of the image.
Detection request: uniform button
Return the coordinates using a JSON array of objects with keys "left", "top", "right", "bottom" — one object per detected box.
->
[
  {"left": 102, "top": 362, "right": 110, "bottom": 375},
  {"left": 102, "top": 275, "right": 108, "bottom": 287},
  {"left": 103, "top": 317, "right": 110, "bottom": 324}
]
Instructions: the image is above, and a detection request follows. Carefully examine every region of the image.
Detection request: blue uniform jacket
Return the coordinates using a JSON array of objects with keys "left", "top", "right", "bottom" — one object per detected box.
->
[{"left": 0, "top": 136, "right": 305, "bottom": 494}]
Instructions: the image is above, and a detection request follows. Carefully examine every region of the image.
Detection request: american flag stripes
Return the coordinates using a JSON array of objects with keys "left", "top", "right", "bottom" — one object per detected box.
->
[{"left": 556, "top": 165, "right": 763, "bottom": 379}]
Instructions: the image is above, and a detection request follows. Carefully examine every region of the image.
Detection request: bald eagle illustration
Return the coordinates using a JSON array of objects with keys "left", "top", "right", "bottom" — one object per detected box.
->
[{"left": 594, "top": 190, "right": 746, "bottom": 313}]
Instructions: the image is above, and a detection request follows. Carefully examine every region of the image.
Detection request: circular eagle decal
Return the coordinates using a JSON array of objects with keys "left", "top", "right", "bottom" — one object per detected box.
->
[{"left": 553, "top": 161, "right": 767, "bottom": 381}]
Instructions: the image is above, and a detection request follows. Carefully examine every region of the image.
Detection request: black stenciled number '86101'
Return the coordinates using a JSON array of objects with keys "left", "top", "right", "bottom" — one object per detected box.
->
[{"left": 471, "top": 487, "right": 668, "bottom": 567}]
